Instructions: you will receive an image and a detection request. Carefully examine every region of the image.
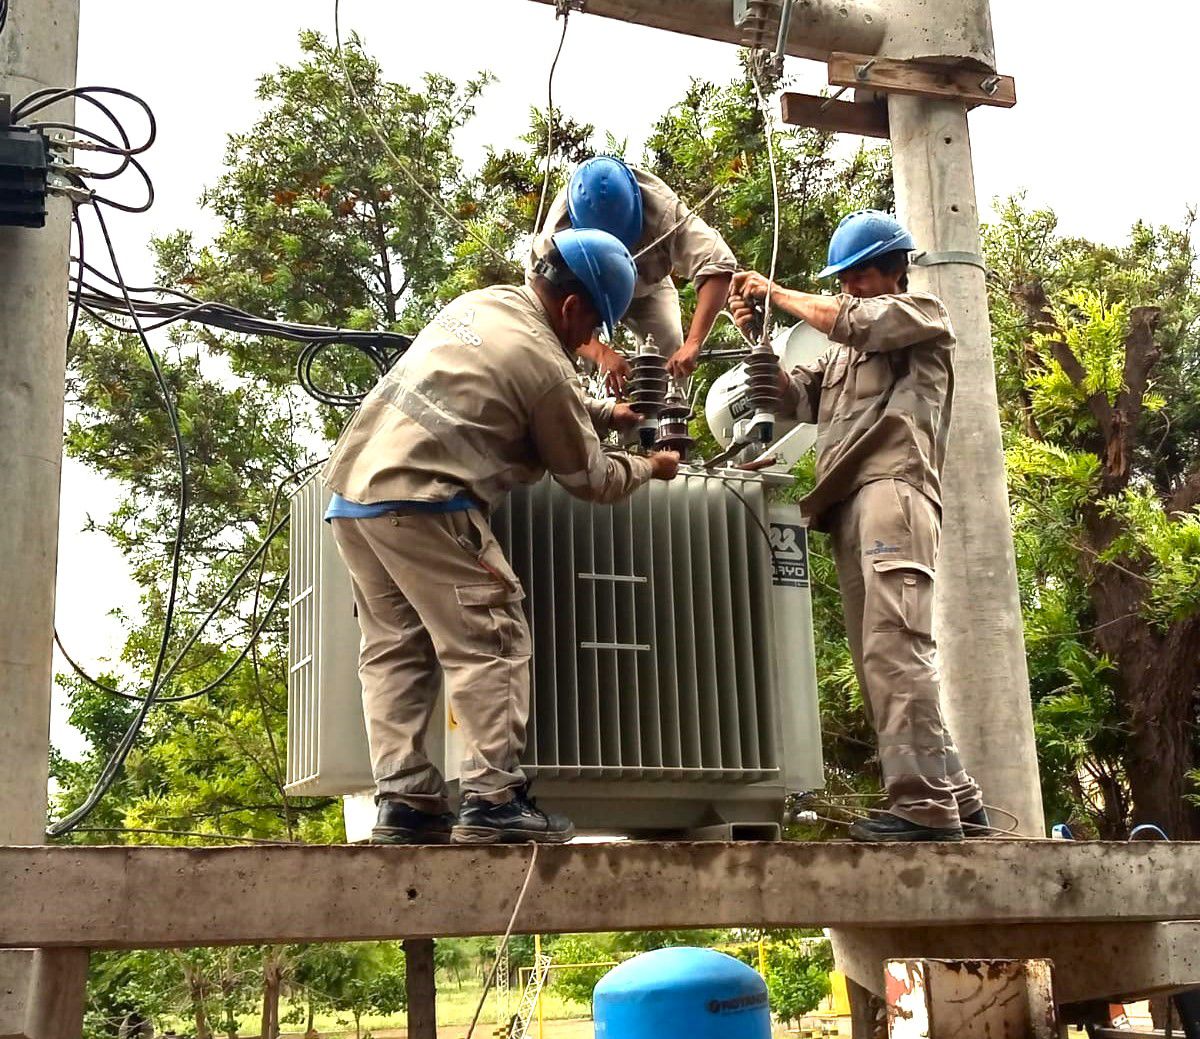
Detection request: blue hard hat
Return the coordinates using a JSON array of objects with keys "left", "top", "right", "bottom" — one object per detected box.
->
[
  {"left": 818, "top": 209, "right": 916, "bottom": 279},
  {"left": 552, "top": 227, "right": 637, "bottom": 338},
  {"left": 568, "top": 157, "right": 644, "bottom": 251}
]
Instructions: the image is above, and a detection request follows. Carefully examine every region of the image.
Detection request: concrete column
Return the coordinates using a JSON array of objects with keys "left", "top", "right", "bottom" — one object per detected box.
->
[
  {"left": 403, "top": 939, "right": 437, "bottom": 1039},
  {"left": 876, "top": 0, "right": 995, "bottom": 66},
  {"left": 0, "top": 0, "right": 80, "bottom": 847},
  {"left": 24, "top": 951, "right": 89, "bottom": 1039},
  {"left": 886, "top": 959, "right": 1057, "bottom": 1038},
  {"left": 0, "top": 1, "right": 83, "bottom": 1034},
  {"left": 888, "top": 94, "right": 1045, "bottom": 837}
]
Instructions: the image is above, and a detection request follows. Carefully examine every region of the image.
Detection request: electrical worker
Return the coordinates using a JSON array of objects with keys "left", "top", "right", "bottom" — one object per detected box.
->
[
  {"left": 529, "top": 156, "right": 737, "bottom": 386},
  {"left": 323, "top": 228, "right": 681, "bottom": 846},
  {"left": 728, "top": 210, "right": 988, "bottom": 842}
]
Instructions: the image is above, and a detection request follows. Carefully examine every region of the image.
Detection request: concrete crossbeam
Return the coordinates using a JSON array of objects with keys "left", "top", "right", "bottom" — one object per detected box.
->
[
  {"left": 6, "top": 842, "right": 1200, "bottom": 950},
  {"left": 524, "top": 0, "right": 887, "bottom": 64},
  {"left": 833, "top": 922, "right": 1200, "bottom": 1005}
]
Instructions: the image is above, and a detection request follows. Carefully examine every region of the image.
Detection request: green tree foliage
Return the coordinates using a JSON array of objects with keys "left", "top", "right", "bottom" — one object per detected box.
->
[
  {"left": 763, "top": 935, "right": 833, "bottom": 1028},
  {"left": 546, "top": 935, "right": 614, "bottom": 1009},
  {"left": 292, "top": 942, "right": 407, "bottom": 1039},
  {"left": 985, "top": 196, "right": 1200, "bottom": 837}
]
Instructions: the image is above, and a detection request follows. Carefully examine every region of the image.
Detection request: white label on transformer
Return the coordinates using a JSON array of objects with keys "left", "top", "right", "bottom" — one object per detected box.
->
[{"left": 769, "top": 522, "right": 809, "bottom": 588}]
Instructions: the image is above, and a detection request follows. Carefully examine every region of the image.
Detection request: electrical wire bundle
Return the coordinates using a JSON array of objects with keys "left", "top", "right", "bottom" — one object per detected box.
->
[
  {"left": 1, "top": 84, "right": 330, "bottom": 837},
  {"left": 72, "top": 270, "right": 412, "bottom": 408}
]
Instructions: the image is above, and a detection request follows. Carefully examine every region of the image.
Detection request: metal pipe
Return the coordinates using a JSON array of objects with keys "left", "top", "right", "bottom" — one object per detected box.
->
[{"left": 774, "top": 0, "right": 796, "bottom": 61}]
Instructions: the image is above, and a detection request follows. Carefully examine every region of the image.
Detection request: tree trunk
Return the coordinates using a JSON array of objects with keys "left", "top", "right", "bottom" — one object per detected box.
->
[
  {"left": 305, "top": 1001, "right": 315, "bottom": 1036},
  {"left": 1086, "top": 513, "right": 1200, "bottom": 840},
  {"left": 192, "top": 994, "right": 211, "bottom": 1039},
  {"left": 260, "top": 948, "right": 282, "bottom": 1039}
]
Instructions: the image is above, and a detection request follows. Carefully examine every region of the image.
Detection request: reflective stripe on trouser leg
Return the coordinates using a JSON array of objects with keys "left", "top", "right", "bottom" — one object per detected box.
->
[
  {"left": 330, "top": 519, "right": 450, "bottom": 812},
  {"left": 348, "top": 511, "right": 531, "bottom": 802}
]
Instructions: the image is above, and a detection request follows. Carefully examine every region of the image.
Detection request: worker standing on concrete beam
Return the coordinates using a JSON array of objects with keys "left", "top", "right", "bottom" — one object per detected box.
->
[
  {"left": 529, "top": 156, "right": 737, "bottom": 386},
  {"left": 730, "top": 211, "right": 989, "bottom": 842},
  {"left": 324, "top": 228, "right": 681, "bottom": 846}
]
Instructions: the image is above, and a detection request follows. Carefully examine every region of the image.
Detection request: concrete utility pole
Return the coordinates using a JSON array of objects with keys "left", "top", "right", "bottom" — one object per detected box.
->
[
  {"left": 879, "top": 0, "right": 1044, "bottom": 837},
  {"left": 0, "top": 1, "right": 83, "bottom": 1036},
  {"left": 890, "top": 94, "right": 1045, "bottom": 836}
]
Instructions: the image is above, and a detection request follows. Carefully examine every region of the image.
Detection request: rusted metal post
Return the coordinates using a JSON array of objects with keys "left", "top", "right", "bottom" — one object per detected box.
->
[{"left": 885, "top": 960, "right": 1058, "bottom": 1038}]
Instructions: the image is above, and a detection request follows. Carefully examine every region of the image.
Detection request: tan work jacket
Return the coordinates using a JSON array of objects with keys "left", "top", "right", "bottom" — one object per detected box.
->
[
  {"left": 528, "top": 166, "right": 737, "bottom": 300},
  {"left": 784, "top": 293, "right": 955, "bottom": 530},
  {"left": 323, "top": 284, "right": 653, "bottom": 508}
]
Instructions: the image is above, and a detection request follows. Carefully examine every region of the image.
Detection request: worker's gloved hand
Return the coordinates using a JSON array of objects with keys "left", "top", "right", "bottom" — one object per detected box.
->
[
  {"left": 665, "top": 342, "right": 700, "bottom": 379},
  {"left": 648, "top": 451, "right": 681, "bottom": 481},
  {"left": 609, "top": 403, "right": 641, "bottom": 433}
]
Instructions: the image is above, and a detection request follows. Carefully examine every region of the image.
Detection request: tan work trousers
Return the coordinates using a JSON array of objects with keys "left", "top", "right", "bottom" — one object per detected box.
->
[
  {"left": 829, "top": 479, "right": 984, "bottom": 829},
  {"left": 624, "top": 278, "right": 685, "bottom": 354},
  {"left": 330, "top": 509, "right": 531, "bottom": 811}
]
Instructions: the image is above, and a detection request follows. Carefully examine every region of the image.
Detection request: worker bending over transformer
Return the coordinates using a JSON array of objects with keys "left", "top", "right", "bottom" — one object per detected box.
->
[
  {"left": 729, "top": 210, "right": 988, "bottom": 842},
  {"left": 323, "top": 228, "right": 681, "bottom": 846},
  {"left": 530, "top": 156, "right": 737, "bottom": 385}
]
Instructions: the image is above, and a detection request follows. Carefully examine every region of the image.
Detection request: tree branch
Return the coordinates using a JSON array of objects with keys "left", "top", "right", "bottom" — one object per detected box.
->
[
  {"left": 1168, "top": 468, "right": 1200, "bottom": 516},
  {"left": 1108, "top": 305, "right": 1162, "bottom": 488},
  {"left": 1047, "top": 339, "right": 1116, "bottom": 441}
]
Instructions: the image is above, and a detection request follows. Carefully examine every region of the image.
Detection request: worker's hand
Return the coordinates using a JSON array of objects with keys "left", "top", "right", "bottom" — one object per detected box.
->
[
  {"left": 648, "top": 451, "right": 681, "bottom": 481},
  {"left": 730, "top": 269, "right": 771, "bottom": 303},
  {"left": 599, "top": 347, "right": 631, "bottom": 395},
  {"left": 609, "top": 403, "right": 641, "bottom": 433},
  {"left": 665, "top": 342, "right": 701, "bottom": 379},
  {"left": 727, "top": 293, "right": 761, "bottom": 337}
]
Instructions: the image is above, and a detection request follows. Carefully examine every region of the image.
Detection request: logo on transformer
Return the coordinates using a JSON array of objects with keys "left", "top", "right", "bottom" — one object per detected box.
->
[{"left": 769, "top": 521, "right": 809, "bottom": 589}]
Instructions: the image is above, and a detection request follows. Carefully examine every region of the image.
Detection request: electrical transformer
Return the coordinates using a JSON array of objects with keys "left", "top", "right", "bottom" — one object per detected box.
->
[{"left": 287, "top": 468, "right": 824, "bottom": 840}]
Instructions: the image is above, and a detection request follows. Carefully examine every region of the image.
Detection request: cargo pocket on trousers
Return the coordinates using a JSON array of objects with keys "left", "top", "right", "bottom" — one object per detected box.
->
[
  {"left": 455, "top": 581, "right": 530, "bottom": 658},
  {"left": 871, "top": 559, "right": 935, "bottom": 638}
]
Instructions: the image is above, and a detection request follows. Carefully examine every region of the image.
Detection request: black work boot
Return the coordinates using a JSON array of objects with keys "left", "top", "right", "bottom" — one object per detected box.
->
[
  {"left": 451, "top": 786, "right": 575, "bottom": 845},
  {"left": 849, "top": 811, "right": 964, "bottom": 843},
  {"left": 371, "top": 799, "right": 455, "bottom": 845},
  {"left": 960, "top": 807, "right": 995, "bottom": 838}
]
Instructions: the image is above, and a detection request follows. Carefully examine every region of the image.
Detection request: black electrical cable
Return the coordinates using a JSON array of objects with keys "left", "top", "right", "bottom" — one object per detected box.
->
[
  {"left": 47, "top": 200, "right": 190, "bottom": 839},
  {"left": 0, "top": 0, "right": 8, "bottom": 38},
  {"left": 54, "top": 457, "right": 327, "bottom": 705},
  {"left": 68, "top": 270, "right": 411, "bottom": 406},
  {"left": 532, "top": 7, "right": 571, "bottom": 235},
  {"left": 13, "top": 85, "right": 157, "bottom": 143},
  {"left": 66, "top": 206, "right": 85, "bottom": 350},
  {"left": 719, "top": 478, "right": 780, "bottom": 582}
]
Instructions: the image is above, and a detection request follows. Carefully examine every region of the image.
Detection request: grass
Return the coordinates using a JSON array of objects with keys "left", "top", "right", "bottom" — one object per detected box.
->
[{"left": 186, "top": 977, "right": 592, "bottom": 1037}]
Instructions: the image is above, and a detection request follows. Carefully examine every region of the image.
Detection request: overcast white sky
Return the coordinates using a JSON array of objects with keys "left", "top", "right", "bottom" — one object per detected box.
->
[{"left": 51, "top": 0, "right": 1200, "bottom": 757}]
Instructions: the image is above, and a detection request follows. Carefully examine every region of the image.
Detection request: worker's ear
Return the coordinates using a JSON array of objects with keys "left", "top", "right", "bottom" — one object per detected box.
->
[{"left": 562, "top": 292, "right": 601, "bottom": 352}]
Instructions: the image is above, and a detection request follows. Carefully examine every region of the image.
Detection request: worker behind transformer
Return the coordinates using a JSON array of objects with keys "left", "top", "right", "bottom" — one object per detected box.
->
[
  {"left": 729, "top": 211, "right": 990, "bottom": 842},
  {"left": 529, "top": 156, "right": 737, "bottom": 385},
  {"left": 322, "top": 228, "right": 681, "bottom": 846}
]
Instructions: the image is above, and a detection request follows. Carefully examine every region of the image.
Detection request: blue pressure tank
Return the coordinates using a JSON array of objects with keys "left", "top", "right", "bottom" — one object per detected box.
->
[{"left": 593, "top": 947, "right": 771, "bottom": 1039}]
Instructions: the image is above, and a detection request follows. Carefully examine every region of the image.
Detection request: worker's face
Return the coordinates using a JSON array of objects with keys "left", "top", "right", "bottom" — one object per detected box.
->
[
  {"left": 560, "top": 293, "right": 603, "bottom": 353},
  {"left": 838, "top": 265, "right": 903, "bottom": 299}
]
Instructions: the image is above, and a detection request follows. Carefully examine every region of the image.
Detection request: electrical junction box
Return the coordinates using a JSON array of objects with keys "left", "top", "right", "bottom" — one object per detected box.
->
[
  {"left": 287, "top": 470, "right": 824, "bottom": 841},
  {"left": 0, "top": 103, "right": 50, "bottom": 228}
]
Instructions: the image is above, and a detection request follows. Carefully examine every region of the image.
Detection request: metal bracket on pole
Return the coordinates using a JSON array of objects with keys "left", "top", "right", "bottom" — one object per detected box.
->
[{"left": 912, "top": 250, "right": 988, "bottom": 272}]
